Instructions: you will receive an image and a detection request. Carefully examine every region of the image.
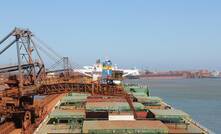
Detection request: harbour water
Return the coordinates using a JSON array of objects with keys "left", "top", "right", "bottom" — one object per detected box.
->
[{"left": 125, "top": 78, "right": 221, "bottom": 133}]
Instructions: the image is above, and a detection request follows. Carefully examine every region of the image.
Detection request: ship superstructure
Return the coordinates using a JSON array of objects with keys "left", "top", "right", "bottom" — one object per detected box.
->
[{"left": 76, "top": 59, "right": 140, "bottom": 78}]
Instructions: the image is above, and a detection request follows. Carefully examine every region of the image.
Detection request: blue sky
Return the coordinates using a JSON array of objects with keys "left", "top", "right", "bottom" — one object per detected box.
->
[{"left": 0, "top": 0, "right": 221, "bottom": 70}]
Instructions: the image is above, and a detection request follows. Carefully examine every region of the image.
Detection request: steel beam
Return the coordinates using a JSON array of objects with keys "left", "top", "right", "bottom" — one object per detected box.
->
[
  {"left": 0, "top": 39, "right": 16, "bottom": 55},
  {"left": 0, "top": 28, "right": 15, "bottom": 45}
]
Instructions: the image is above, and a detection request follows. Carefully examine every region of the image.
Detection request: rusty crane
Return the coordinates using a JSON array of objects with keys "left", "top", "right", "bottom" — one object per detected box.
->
[{"left": 0, "top": 28, "right": 136, "bottom": 133}]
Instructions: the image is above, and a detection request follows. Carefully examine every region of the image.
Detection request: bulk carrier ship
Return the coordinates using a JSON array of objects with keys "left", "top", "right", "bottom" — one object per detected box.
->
[
  {"left": 34, "top": 60, "right": 211, "bottom": 134},
  {"left": 0, "top": 28, "right": 212, "bottom": 134}
]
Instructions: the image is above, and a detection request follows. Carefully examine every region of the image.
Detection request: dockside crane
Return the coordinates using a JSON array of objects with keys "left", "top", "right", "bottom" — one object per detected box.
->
[
  {"left": 0, "top": 28, "right": 48, "bottom": 130},
  {"left": 0, "top": 28, "right": 136, "bottom": 133}
]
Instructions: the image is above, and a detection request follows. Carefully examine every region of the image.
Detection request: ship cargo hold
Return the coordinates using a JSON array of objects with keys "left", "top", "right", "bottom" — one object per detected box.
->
[{"left": 34, "top": 86, "right": 210, "bottom": 134}]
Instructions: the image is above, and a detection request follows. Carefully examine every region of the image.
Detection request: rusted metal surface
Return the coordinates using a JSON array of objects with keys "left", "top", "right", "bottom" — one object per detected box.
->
[
  {"left": 0, "top": 122, "right": 16, "bottom": 134},
  {"left": 0, "top": 95, "right": 64, "bottom": 134},
  {"left": 23, "top": 94, "right": 64, "bottom": 134},
  {"left": 136, "top": 111, "right": 148, "bottom": 119},
  {"left": 0, "top": 72, "right": 125, "bottom": 133}
]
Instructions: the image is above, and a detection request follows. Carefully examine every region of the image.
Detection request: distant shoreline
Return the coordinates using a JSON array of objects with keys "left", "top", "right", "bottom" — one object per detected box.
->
[
  {"left": 126, "top": 77, "right": 221, "bottom": 80},
  {"left": 140, "top": 76, "right": 184, "bottom": 80}
]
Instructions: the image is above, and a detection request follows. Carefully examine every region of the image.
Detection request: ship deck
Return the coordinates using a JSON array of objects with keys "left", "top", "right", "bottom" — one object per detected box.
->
[{"left": 35, "top": 87, "right": 209, "bottom": 134}]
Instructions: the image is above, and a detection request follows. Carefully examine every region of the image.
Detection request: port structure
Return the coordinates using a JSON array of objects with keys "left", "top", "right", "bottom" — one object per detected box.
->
[{"left": 0, "top": 28, "right": 136, "bottom": 133}]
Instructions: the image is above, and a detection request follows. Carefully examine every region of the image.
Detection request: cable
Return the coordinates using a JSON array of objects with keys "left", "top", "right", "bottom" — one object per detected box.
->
[
  {"left": 34, "top": 36, "right": 62, "bottom": 59},
  {"left": 31, "top": 33, "right": 90, "bottom": 76}
]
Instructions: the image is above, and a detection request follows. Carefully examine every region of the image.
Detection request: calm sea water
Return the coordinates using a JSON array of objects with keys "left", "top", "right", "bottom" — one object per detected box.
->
[{"left": 125, "top": 78, "right": 221, "bottom": 133}]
